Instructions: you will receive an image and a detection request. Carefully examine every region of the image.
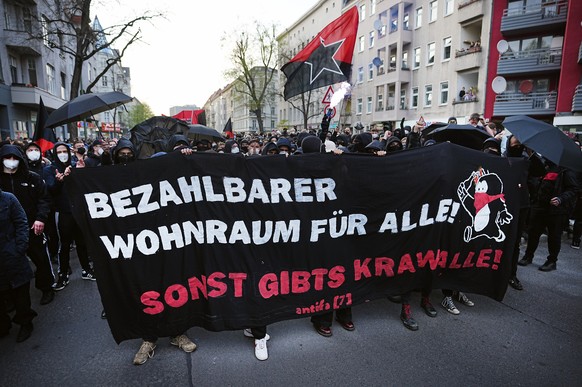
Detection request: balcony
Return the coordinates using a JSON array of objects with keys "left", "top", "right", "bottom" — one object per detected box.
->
[
  {"left": 501, "top": 0, "right": 568, "bottom": 36},
  {"left": 458, "top": 0, "right": 484, "bottom": 23},
  {"left": 493, "top": 92, "right": 556, "bottom": 116},
  {"left": 573, "top": 85, "right": 582, "bottom": 112},
  {"left": 11, "top": 85, "right": 66, "bottom": 110},
  {"left": 497, "top": 48, "right": 562, "bottom": 75},
  {"left": 455, "top": 46, "right": 482, "bottom": 72},
  {"left": 4, "top": 29, "right": 42, "bottom": 56},
  {"left": 452, "top": 98, "right": 482, "bottom": 117}
]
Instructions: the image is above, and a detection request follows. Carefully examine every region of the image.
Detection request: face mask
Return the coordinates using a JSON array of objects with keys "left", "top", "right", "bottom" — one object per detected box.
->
[
  {"left": 508, "top": 146, "right": 523, "bottom": 157},
  {"left": 57, "top": 153, "right": 69, "bottom": 163},
  {"left": 96, "top": 148, "right": 104, "bottom": 156},
  {"left": 3, "top": 159, "right": 19, "bottom": 170},
  {"left": 241, "top": 146, "right": 249, "bottom": 153},
  {"left": 280, "top": 151, "right": 288, "bottom": 156},
  {"left": 372, "top": 133, "right": 379, "bottom": 139},
  {"left": 118, "top": 155, "right": 134, "bottom": 163},
  {"left": 27, "top": 150, "right": 41, "bottom": 162},
  {"left": 231, "top": 147, "right": 240, "bottom": 154}
]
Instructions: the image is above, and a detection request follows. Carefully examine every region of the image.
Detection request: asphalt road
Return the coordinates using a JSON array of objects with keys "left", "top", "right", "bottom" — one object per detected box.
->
[{"left": 1, "top": 235, "right": 581, "bottom": 387}]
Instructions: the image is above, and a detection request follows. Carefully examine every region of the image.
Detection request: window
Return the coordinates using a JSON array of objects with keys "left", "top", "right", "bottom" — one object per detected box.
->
[
  {"left": 413, "top": 47, "right": 421, "bottom": 68},
  {"left": 368, "top": 63, "right": 374, "bottom": 80},
  {"left": 102, "top": 75, "right": 108, "bottom": 87},
  {"left": 27, "top": 58, "right": 37, "bottom": 86},
  {"left": 443, "top": 37, "right": 452, "bottom": 60},
  {"left": 400, "top": 89, "right": 407, "bottom": 110},
  {"left": 367, "top": 97, "right": 373, "bottom": 113},
  {"left": 411, "top": 87, "right": 419, "bottom": 108},
  {"left": 440, "top": 81, "right": 449, "bottom": 105},
  {"left": 427, "top": 42, "right": 435, "bottom": 65},
  {"left": 41, "top": 16, "right": 50, "bottom": 47},
  {"left": 429, "top": 1, "right": 438, "bottom": 22},
  {"left": 9, "top": 56, "right": 18, "bottom": 83},
  {"left": 402, "top": 51, "right": 409, "bottom": 69},
  {"left": 358, "top": 67, "right": 364, "bottom": 83},
  {"left": 369, "top": 31, "right": 375, "bottom": 48},
  {"left": 271, "top": 120, "right": 275, "bottom": 129},
  {"left": 46, "top": 64, "right": 56, "bottom": 94},
  {"left": 415, "top": 7, "right": 422, "bottom": 28},
  {"left": 60, "top": 72, "right": 66, "bottom": 99},
  {"left": 357, "top": 98, "right": 363, "bottom": 114},
  {"left": 23, "top": 7, "right": 32, "bottom": 33},
  {"left": 444, "top": 0, "right": 454, "bottom": 15},
  {"left": 359, "top": 36, "right": 365, "bottom": 52},
  {"left": 376, "top": 86, "right": 384, "bottom": 110},
  {"left": 403, "top": 12, "right": 410, "bottom": 30},
  {"left": 370, "top": 0, "right": 376, "bottom": 15},
  {"left": 425, "top": 85, "right": 433, "bottom": 107},
  {"left": 360, "top": 4, "right": 366, "bottom": 21}
]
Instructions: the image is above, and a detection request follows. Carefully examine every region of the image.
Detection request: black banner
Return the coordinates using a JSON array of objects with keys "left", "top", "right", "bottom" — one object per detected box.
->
[{"left": 67, "top": 143, "right": 527, "bottom": 343}]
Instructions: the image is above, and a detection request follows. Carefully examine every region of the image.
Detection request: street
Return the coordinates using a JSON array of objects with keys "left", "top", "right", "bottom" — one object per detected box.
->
[{"left": 1, "top": 235, "right": 581, "bottom": 387}]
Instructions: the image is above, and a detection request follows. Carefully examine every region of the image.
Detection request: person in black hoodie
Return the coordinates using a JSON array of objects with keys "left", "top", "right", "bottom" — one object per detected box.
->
[
  {"left": 0, "top": 187, "right": 37, "bottom": 342},
  {"left": 84, "top": 140, "right": 105, "bottom": 168},
  {"left": 0, "top": 145, "right": 55, "bottom": 305},
  {"left": 44, "top": 142, "right": 94, "bottom": 290},
  {"left": 23, "top": 142, "right": 48, "bottom": 175}
]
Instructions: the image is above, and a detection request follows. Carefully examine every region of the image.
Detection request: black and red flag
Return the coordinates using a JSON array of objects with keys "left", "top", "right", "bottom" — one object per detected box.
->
[
  {"left": 32, "top": 97, "right": 57, "bottom": 154},
  {"left": 223, "top": 118, "right": 234, "bottom": 139},
  {"left": 281, "top": 7, "right": 359, "bottom": 101}
]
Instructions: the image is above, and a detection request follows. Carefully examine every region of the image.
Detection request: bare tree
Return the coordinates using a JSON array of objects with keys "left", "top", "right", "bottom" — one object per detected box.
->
[
  {"left": 224, "top": 23, "right": 278, "bottom": 134},
  {"left": 30, "top": 0, "right": 161, "bottom": 138}
]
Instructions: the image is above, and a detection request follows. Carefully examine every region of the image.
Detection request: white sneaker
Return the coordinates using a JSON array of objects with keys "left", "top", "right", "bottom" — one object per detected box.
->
[
  {"left": 254, "top": 337, "right": 268, "bottom": 361},
  {"left": 243, "top": 328, "right": 270, "bottom": 341},
  {"left": 441, "top": 296, "right": 460, "bottom": 315}
]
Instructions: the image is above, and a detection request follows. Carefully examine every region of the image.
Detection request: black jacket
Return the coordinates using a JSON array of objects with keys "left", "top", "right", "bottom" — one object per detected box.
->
[
  {"left": 0, "top": 189, "right": 32, "bottom": 290},
  {"left": 0, "top": 145, "right": 51, "bottom": 226}
]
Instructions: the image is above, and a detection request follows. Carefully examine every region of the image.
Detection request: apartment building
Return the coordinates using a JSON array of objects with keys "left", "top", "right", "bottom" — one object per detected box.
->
[
  {"left": 0, "top": 1, "right": 131, "bottom": 140},
  {"left": 485, "top": 0, "right": 582, "bottom": 132},
  {"left": 204, "top": 67, "right": 278, "bottom": 135}
]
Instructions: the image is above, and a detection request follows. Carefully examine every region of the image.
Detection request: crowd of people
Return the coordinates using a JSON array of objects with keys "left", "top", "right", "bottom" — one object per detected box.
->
[{"left": 1, "top": 112, "right": 580, "bottom": 364}]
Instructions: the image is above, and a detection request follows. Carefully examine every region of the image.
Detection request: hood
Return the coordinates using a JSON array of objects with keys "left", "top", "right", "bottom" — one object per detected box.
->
[
  {"left": 52, "top": 141, "right": 73, "bottom": 167},
  {"left": 0, "top": 144, "right": 27, "bottom": 174},
  {"left": 276, "top": 137, "right": 292, "bottom": 149},
  {"left": 365, "top": 140, "right": 383, "bottom": 152},
  {"left": 385, "top": 136, "right": 403, "bottom": 152},
  {"left": 224, "top": 139, "right": 238, "bottom": 154},
  {"left": 261, "top": 142, "right": 279, "bottom": 155},
  {"left": 168, "top": 134, "right": 190, "bottom": 151},
  {"left": 301, "top": 136, "right": 322, "bottom": 154}
]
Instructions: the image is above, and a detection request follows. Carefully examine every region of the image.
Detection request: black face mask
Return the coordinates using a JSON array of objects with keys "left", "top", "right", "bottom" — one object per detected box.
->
[
  {"left": 241, "top": 146, "right": 249, "bottom": 154},
  {"left": 507, "top": 146, "right": 524, "bottom": 157},
  {"left": 117, "top": 155, "right": 135, "bottom": 164}
]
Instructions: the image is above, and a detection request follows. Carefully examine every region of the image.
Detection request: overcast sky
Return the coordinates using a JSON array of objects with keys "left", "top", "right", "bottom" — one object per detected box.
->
[{"left": 93, "top": 0, "right": 319, "bottom": 115}]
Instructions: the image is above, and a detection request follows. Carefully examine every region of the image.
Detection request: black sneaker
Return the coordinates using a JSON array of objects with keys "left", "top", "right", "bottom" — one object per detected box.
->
[
  {"left": 81, "top": 269, "right": 97, "bottom": 281},
  {"left": 40, "top": 290, "right": 55, "bottom": 305},
  {"left": 53, "top": 274, "right": 69, "bottom": 291},
  {"left": 400, "top": 304, "right": 419, "bottom": 331},
  {"left": 572, "top": 241, "right": 580, "bottom": 249},
  {"left": 509, "top": 276, "right": 523, "bottom": 290},
  {"left": 539, "top": 260, "right": 556, "bottom": 272},
  {"left": 517, "top": 257, "right": 532, "bottom": 266}
]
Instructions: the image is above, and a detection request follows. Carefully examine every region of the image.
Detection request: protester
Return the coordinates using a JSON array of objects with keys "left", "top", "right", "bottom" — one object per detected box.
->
[
  {"left": 44, "top": 142, "right": 94, "bottom": 290},
  {"left": 0, "top": 145, "right": 55, "bottom": 305},
  {"left": 0, "top": 187, "right": 37, "bottom": 342},
  {"left": 84, "top": 140, "right": 105, "bottom": 167},
  {"left": 518, "top": 156, "right": 579, "bottom": 271}
]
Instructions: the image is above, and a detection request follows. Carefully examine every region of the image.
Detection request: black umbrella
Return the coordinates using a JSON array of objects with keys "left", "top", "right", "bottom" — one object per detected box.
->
[
  {"left": 503, "top": 115, "right": 582, "bottom": 172},
  {"left": 129, "top": 116, "right": 189, "bottom": 159},
  {"left": 187, "top": 124, "right": 224, "bottom": 142},
  {"left": 46, "top": 91, "right": 132, "bottom": 127},
  {"left": 425, "top": 124, "right": 491, "bottom": 150},
  {"left": 421, "top": 122, "right": 447, "bottom": 137}
]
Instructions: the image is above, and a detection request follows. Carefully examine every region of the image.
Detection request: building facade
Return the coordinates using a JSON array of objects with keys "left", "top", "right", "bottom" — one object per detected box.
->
[
  {"left": 0, "top": 1, "right": 132, "bottom": 141},
  {"left": 485, "top": 0, "right": 582, "bottom": 133}
]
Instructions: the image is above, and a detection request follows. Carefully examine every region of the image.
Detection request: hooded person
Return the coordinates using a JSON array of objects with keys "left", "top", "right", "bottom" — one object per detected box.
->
[
  {"left": 168, "top": 135, "right": 191, "bottom": 152},
  {"left": 223, "top": 139, "right": 240, "bottom": 154},
  {"left": 349, "top": 132, "right": 372, "bottom": 153},
  {"left": 385, "top": 136, "right": 403, "bottom": 153},
  {"left": 482, "top": 137, "right": 501, "bottom": 156},
  {"left": 301, "top": 136, "right": 323, "bottom": 154},
  {"left": 276, "top": 137, "right": 292, "bottom": 156},
  {"left": 23, "top": 142, "right": 46, "bottom": 175},
  {"left": 0, "top": 145, "right": 54, "bottom": 305},
  {"left": 43, "top": 142, "right": 94, "bottom": 290},
  {"left": 113, "top": 138, "right": 136, "bottom": 164},
  {"left": 365, "top": 140, "right": 384, "bottom": 155},
  {"left": 261, "top": 142, "right": 280, "bottom": 155},
  {"left": 84, "top": 139, "right": 105, "bottom": 167},
  {"left": 195, "top": 139, "right": 213, "bottom": 152}
]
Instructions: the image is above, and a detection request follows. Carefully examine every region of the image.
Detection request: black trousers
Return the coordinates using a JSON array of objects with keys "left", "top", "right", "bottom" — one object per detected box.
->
[
  {"left": 46, "top": 209, "right": 60, "bottom": 259},
  {"left": 311, "top": 307, "right": 352, "bottom": 328},
  {"left": 27, "top": 231, "right": 55, "bottom": 291},
  {"left": 524, "top": 208, "right": 567, "bottom": 263},
  {"left": 0, "top": 282, "right": 37, "bottom": 333},
  {"left": 250, "top": 326, "right": 267, "bottom": 340},
  {"left": 56, "top": 212, "right": 90, "bottom": 275}
]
